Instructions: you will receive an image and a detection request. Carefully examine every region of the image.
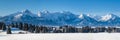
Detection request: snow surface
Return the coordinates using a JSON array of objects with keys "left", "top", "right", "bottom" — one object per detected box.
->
[
  {"left": 79, "top": 14, "right": 84, "bottom": 19},
  {"left": 0, "top": 32, "right": 120, "bottom": 40},
  {"left": 37, "top": 11, "right": 41, "bottom": 17},
  {"left": 14, "top": 14, "right": 23, "bottom": 19},
  {"left": 101, "top": 14, "right": 112, "bottom": 21}
]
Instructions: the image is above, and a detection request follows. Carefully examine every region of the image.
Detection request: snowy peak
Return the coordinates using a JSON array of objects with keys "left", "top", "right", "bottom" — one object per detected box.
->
[
  {"left": 78, "top": 14, "right": 87, "bottom": 19},
  {"left": 101, "top": 14, "right": 112, "bottom": 21},
  {"left": 100, "top": 14, "right": 119, "bottom": 21},
  {"left": 20, "top": 9, "right": 38, "bottom": 17},
  {"left": 22, "top": 9, "right": 32, "bottom": 14},
  {"left": 14, "top": 14, "right": 23, "bottom": 19},
  {"left": 79, "top": 14, "right": 84, "bottom": 18},
  {"left": 78, "top": 14, "right": 93, "bottom": 19},
  {"left": 1, "top": 9, "right": 120, "bottom": 26},
  {"left": 42, "top": 10, "right": 50, "bottom": 13},
  {"left": 37, "top": 11, "right": 42, "bottom": 17}
]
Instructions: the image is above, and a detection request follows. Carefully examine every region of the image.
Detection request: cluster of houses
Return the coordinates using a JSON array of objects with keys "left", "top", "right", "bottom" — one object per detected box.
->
[{"left": 1, "top": 22, "right": 120, "bottom": 34}]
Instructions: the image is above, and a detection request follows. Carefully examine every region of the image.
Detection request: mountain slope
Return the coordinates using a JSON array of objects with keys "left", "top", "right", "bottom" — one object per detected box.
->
[
  {"left": 0, "top": 10, "right": 39, "bottom": 25},
  {"left": 0, "top": 10, "right": 120, "bottom": 26},
  {"left": 0, "top": 10, "right": 79, "bottom": 26},
  {"left": 76, "top": 14, "right": 98, "bottom": 26},
  {"left": 99, "top": 14, "right": 120, "bottom": 26}
]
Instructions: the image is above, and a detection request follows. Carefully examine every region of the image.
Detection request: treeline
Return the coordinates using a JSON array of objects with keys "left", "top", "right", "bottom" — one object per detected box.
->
[
  {"left": 0, "top": 22, "right": 6, "bottom": 31},
  {"left": 1, "top": 22, "right": 120, "bottom": 34}
]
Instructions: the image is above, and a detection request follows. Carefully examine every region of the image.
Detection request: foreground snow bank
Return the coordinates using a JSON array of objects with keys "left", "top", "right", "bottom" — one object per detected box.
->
[{"left": 0, "top": 33, "right": 120, "bottom": 40}]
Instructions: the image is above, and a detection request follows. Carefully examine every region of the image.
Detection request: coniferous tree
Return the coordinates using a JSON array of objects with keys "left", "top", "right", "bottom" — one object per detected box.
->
[
  {"left": 23, "top": 23, "right": 29, "bottom": 31},
  {"left": 28, "top": 24, "right": 35, "bottom": 33},
  {"left": 11, "top": 23, "right": 15, "bottom": 28},
  {"left": 31, "top": 25, "right": 35, "bottom": 33},
  {"left": 0, "top": 22, "right": 2, "bottom": 30},
  {"left": 15, "top": 22, "right": 19, "bottom": 28},
  {"left": 28, "top": 24, "right": 32, "bottom": 32},
  {"left": 42, "top": 27, "right": 48, "bottom": 33},
  {"left": 82, "top": 26, "right": 90, "bottom": 33},
  {"left": 2, "top": 22, "right": 6, "bottom": 31},
  {"left": 7, "top": 26, "right": 12, "bottom": 34},
  {"left": 34, "top": 26, "right": 39, "bottom": 33},
  {"left": 0, "top": 22, "right": 5, "bottom": 30},
  {"left": 19, "top": 22, "right": 23, "bottom": 30}
]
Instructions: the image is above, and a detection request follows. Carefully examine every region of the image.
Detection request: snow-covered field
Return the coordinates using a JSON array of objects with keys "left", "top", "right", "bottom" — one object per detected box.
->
[{"left": 0, "top": 31, "right": 120, "bottom": 40}]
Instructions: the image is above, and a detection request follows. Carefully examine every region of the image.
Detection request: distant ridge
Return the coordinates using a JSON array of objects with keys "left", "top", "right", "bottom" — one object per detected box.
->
[{"left": 0, "top": 9, "right": 120, "bottom": 27}]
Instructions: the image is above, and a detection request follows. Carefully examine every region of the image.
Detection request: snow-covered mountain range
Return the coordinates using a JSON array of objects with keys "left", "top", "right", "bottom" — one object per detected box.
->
[{"left": 0, "top": 9, "right": 120, "bottom": 27}]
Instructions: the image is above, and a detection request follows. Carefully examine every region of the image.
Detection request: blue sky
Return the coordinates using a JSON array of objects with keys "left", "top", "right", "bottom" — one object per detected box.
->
[{"left": 0, "top": 0, "right": 120, "bottom": 16}]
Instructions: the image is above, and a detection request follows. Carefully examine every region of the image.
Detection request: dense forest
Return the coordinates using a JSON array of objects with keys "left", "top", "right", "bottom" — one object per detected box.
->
[{"left": 0, "top": 22, "right": 120, "bottom": 34}]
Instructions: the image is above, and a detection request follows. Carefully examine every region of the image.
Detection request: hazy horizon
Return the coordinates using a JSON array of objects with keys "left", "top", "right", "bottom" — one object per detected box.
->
[
  {"left": 1, "top": 9, "right": 120, "bottom": 17},
  {"left": 0, "top": 0, "right": 120, "bottom": 16}
]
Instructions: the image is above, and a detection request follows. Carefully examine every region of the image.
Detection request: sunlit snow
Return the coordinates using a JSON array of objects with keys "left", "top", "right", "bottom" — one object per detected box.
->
[
  {"left": 0, "top": 32, "right": 120, "bottom": 40},
  {"left": 101, "top": 14, "right": 112, "bottom": 21},
  {"left": 79, "top": 14, "right": 84, "bottom": 19},
  {"left": 14, "top": 14, "right": 23, "bottom": 19}
]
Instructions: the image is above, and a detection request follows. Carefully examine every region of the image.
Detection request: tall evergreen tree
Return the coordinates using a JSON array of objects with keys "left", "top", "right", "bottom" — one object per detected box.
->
[
  {"left": 15, "top": 22, "right": 19, "bottom": 28},
  {"left": 0, "top": 22, "right": 2, "bottom": 30},
  {"left": 31, "top": 25, "right": 35, "bottom": 33},
  {"left": 2, "top": 22, "right": 6, "bottom": 31},
  {"left": 34, "top": 26, "right": 39, "bottom": 33},
  {"left": 23, "top": 23, "right": 29, "bottom": 31},
  {"left": 19, "top": 22, "right": 23, "bottom": 30},
  {"left": 11, "top": 23, "right": 15, "bottom": 28},
  {"left": 28, "top": 24, "right": 35, "bottom": 33},
  {"left": 7, "top": 26, "right": 12, "bottom": 34}
]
